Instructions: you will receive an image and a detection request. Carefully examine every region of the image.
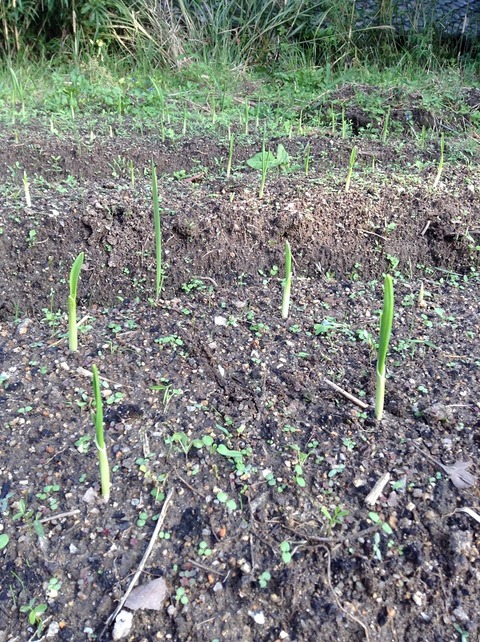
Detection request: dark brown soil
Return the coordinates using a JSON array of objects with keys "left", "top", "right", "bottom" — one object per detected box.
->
[{"left": 0, "top": 114, "right": 479, "bottom": 642}]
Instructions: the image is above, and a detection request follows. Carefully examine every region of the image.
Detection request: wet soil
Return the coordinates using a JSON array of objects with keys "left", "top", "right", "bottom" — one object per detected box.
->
[{"left": 0, "top": 111, "right": 479, "bottom": 642}]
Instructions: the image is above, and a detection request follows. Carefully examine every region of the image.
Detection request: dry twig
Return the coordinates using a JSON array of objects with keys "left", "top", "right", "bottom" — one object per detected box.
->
[{"left": 100, "top": 488, "right": 174, "bottom": 638}]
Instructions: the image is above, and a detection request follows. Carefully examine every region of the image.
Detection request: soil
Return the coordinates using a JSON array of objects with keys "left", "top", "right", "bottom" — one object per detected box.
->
[{"left": 0, "top": 99, "right": 479, "bottom": 642}]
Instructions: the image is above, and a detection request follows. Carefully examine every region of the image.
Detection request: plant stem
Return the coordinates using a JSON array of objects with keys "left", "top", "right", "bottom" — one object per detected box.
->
[
  {"left": 152, "top": 161, "right": 163, "bottom": 299},
  {"left": 226, "top": 132, "right": 234, "bottom": 179},
  {"left": 68, "top": 252, "right": 84, "bottom": 352},
  {"left": 282, "top": 240, "right": 292, "bottom": 319},
  {"left": 345, "top": 145, "right": 357, "bottom": 192},
  {"left": 304, "top": 142, "right": 310, "bottom": 176},
  {"left": 92, "top": 365, "right": 110, "bottom": 502},
  {"left": 259, "top": 129, "right": 267, "bottom": 198},
  {"left": 375, "top": 274, "right": 394, "bottom": 420},
  {"left": 433, "top": 132, "right": 444, "bottom": 188}
]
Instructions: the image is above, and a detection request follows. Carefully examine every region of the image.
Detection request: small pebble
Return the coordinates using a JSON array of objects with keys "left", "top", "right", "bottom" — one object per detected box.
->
[
  {"left": 46, "top": 621, "right": 60, "bottom": 638},
  {"left": 248, "top": 610, "right": 265, "bottom": 625},
  {"left": 112, "top": 610, "right": 134, "bottom": 640}
]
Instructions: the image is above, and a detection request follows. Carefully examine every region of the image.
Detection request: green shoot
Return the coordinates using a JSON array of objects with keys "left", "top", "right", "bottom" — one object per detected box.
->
[
  {"left": 129, "top": 159, "right": 135, "bottom": 188},
  {"left": 182, "top": 103, "right": 187, "bottom": 135},
  {"left": 23, "top": 171, "right": 31, "bottom": 207},
  {"left": 375, "top": 275, "right": 394, "bottom": 420},
  {"left": 304, "top": 142, "right": 310, "bottom": 176},
  {"left": 433, "top": 132, "right": 444, "bottom": 188},
  {"left": 259, "top": 132, "right": 268, "bottom": 198},
  {"left": 345, "top": 145, "right": 357, "bottom": 192},
  {"left": 382, "top": 106, "right": 391, "bottom": 144},
  {"left": 341, "top": 106, "right": 347, "bottom": 138},
  {"left": 282, "top": 241, "right": 292, "bottom": 320},
  {"left": 68, "top": 252, "right": 84, "bottom": 352},
  {"left": 244, "top": 98, "right": 250, "bottom": 135},
  {"left": 226, "top": 132, "right": 234, "bottom": 179},
  {"left": 92, "top": 365, "right": 111, "bottom": 502},
  {"left": 152, "top": 161, "right": 164, "bottom": 299}
]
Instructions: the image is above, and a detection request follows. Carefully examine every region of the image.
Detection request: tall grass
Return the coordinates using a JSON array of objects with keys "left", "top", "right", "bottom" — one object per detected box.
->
[{"left": 1, "top": 0, "right": 474, "bottom": 67}]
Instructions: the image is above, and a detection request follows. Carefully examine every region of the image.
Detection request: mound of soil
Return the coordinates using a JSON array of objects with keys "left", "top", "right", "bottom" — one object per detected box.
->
[{"left": 0, "top": 117, "right": 479, "bottom": 642}]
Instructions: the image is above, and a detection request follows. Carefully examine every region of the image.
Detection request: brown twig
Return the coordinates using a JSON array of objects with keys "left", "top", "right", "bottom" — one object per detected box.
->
[
  {"left": 319, "top": 545, "right": 371, "bottom": 642},
  {"left": 323, "top": 377, "right": 369, "bottom": 410},
  {"left": 100, "top": 488, "right": 174, "bottom": 638},
  {"left": 37, "top": 509, "right": 81, "bottom": 524}
]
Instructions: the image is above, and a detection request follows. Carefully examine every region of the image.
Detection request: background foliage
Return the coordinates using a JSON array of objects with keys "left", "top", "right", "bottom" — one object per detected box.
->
[{"left": 1, "top": 0, "right": 478, "bottom": 67}]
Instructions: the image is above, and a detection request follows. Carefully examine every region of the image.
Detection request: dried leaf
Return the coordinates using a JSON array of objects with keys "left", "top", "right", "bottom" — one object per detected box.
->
[
  {"left": 124, "top": 577, "right": 167, "bottom": 611},
  {"left": 441, "top": 461, "right": 477, "bottom": 490}
]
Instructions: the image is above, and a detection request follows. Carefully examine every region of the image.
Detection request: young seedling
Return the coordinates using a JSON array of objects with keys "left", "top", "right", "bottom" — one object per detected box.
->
[
  {"left": 382, "top": 106, "right": 391, "bottom": 144},
  {"left": 68, "top": 252, "right": 84, "bottom": 352},
  {"left": 345, "top": 145, "right": 357, "bottom": 192},
  {"left": 304, "top": 142, "right": 310, "bottom": 176},
  {"left": 151, "top": 161, "right": 164, "bottom": 299},
  {"left": 282, "top": 240, "right": 292, "bottom": 319},
  {"left": 259, "top": 133, "right": 268, "bottom": 198},
  {"left": 23, "top": 171, "right": 31, "bottom": 207},
  {"left": 375, "top": 275, "right": 394, "bottom": 420},
  {"left": 226, "top": 132, "right": 234, "bottom": 179},
  {"left": 433, "top": 132, "right": 444, "bottom": 188},
  {"left": 92, "top": 365, "right": 111, "bottom": 501}
]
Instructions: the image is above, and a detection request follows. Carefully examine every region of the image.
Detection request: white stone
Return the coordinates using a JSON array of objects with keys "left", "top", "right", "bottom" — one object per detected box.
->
[
  {"left": 248, "top": 610, "right": 265, "bottom": 625},
  {"left": 112, "top": 610, "right": 134, "bottom": 640}
]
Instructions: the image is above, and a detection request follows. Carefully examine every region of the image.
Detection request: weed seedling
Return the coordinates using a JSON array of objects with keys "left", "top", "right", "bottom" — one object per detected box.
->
[
  {"left": 20, "top": 599, "right": 47, "bottom": 635},
  {"left": 258, "top": 571, "right": 271, "bottom": 588},
  {"left": 68, "top": 252, "right": 84, "bottom": 352},
  {"left": 282, "top": 240, "right": 292, "bottom": 320},
  {"left": 375, "top": 275, "right": 394, "bottom": 420},
  {"left": 0, "top": 534, "right": 9, "bottom": 549},
  {"left": 280, "top": 540, "right": 292, "bottom": 563},
  {"left": 92, "top": 365, "right": 111, "bottom": 501},
  {"left": 345, "top": 145, "right": 357, "bottom": 192}
]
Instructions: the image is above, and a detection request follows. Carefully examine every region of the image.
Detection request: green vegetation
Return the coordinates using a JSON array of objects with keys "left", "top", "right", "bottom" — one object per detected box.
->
[
  {"left": 151, "top": 161, "right": 164, "bottom": 299},
  {"left": 92, "top": 365, "right": 111, "bottom": 501},
  {"left": 282, "top": 240, "right": 292, "bottom": 320},
  {"left": 375, "top": 275, "right": 394, "bottom": 420},
  {"left": 68, "top": 252, "right": 84, "bottom": 352}
]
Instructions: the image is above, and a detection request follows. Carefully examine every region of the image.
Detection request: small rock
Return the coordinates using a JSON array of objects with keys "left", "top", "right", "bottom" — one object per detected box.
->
[
  {"left": 16, "top": 318, "right": 33, "bottom": 335},
  {"left": 453, "top": 606, "right": 469, "bottom": 622},
  {"left": 248, "top": 610, "right": 265, "bottom": 625},
  {"left": 214, "top": 316, "right": 227, "bottom": 326},
  {"left": 69, "top": 543, "right": 79, "bottom": 554},
  {"left": 82, "top": 487, "right": 97, "bottom": 504},
  {"left": 46, "top": 621, "right": 60, "bottom": 638},
  {"left": 112, "top": 610, "right": 134, "bottom": 640},
  {"left": 412, "top": 591, "right": 424, "bottom": 606}
]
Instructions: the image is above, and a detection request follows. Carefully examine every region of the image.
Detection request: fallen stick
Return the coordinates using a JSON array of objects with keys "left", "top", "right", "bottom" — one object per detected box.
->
[
  {"left": 100, "top": 488, "right": 174, "bottom": 638},
  {"left": 323, "top": 377, "right": 369, "bottom": 410}
]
